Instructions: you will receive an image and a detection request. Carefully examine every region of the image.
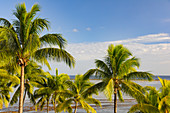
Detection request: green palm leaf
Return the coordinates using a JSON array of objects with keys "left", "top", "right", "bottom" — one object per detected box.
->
[
  {"left": 33, "top": 48, "right": 75, "bottom": 68},
  {"left": 40, "top": 34, "right": 66, "bottom": 48},
  {"left": 129, "top": 104, "right": 159, "bottom": 113}
]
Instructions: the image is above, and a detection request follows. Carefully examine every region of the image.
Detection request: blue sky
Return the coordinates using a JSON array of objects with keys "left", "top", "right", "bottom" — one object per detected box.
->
[
  {"left": 1, "top": 0, "right": 170, "bottom": 75},
  {"left": 1, "top": 0, "right": 170, "bottom": 43}
]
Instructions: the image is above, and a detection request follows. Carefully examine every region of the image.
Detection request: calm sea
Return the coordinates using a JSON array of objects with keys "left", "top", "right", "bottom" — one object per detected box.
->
[{"left": 69, "top": 75, "right": 170, "bottom": 80}]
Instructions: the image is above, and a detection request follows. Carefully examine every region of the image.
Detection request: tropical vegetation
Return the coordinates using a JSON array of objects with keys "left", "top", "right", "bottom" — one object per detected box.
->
[
  {"left": 10, "top": 61, "right": 48, "bottom": 110},
  {"left": 56, "top": 74, "right": 102, "bottom": 113},
  {"left": 33, "top": 68, "right": 71, "bottom": 113},
  {"left": 0, "top": 69, "right": 19, "bottom": 109},
  {"left": 0, "top": 3, "right": 75, "bottom": 113},
  {"left": 128, "top": 77, "right": 170, "bottom": 113},
  {"left": 0, "top": 2, "right": 169, "bottom": 113},
  {"left": 84, "top": 44, "right": 154, "bottom": 113}
]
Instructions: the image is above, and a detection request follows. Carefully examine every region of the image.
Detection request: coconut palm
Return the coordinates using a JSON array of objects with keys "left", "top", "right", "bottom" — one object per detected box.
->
[
  {"left": 33, "top": 69, "right": 70, "bottom": 113},
  {"left": 84, "top": 44, "right": 153, "bottom": 113},
  {"left": 10, "top": 61, "right": 48, "bottom": 108},
  {"left": 0, "top": 3, "right": 75, "bottom": 113},
  {"left": 56, "top": 74, "right": 101, "bottom": 113},
  {"left": 50, "top": 68, "right": 71, "bottom": 113},
  {"left": 129, "top": 77, "right": 170, "bottom": 113}
]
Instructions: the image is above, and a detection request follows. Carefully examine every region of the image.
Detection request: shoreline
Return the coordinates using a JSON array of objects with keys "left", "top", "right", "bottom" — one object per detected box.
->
[{"left": 0, "top": 99, "right": 136, "bottom": 113}]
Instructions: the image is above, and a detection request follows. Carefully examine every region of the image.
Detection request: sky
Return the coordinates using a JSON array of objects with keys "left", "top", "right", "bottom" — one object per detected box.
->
[{"left": 0, "top": 0, "right": 170, "bottom": 75}]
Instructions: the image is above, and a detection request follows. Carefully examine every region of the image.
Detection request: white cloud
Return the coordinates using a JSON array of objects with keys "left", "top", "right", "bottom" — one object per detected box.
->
[
  {"left": 73, "top": 28, "right": 78, "bottom": 32},
  {"left": 45, "top": 33, "right": 170, "bottom": 75},
  {"left": 86, "top": 27, "right": 91, "bottom": 31}
]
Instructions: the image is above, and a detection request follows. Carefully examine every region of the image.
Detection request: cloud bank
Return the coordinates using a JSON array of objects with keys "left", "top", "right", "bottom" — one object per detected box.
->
[{"left": 46, "top": 33, "right": 170, "bottom": 75}]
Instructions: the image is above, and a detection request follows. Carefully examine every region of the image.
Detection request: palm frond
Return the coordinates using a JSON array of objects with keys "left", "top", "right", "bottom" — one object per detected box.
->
[
  {"left": 0, "top": 18, "right": 15, "bottom": 31},
  {"left": 118, "top": 57, "right": 139, "bottom": 76},
  {"left": 124, "top": 72, "right": 154, "bottom": 81},
  {"left": 83, "top": 69, "right": 97, "bottom": 80},
  {"left": 128, "top": 103, "right": 159, "bottom": 113},
  {"left": 33, "top": 48, "right": 75, "bottom": 68},
  {"left": 121, "top": 81, "right": 149, "bottom": 103},
  {"left": 79, "top": 100, "right": 97, "bottom": 113},
  {"left": 10, "top": 86, "right": 20, "bottom": 105},
  {"left": 26, "top": 4, "right": 40, "bottom": 21},
  {"left": 65, "top": 81, "right": 78, "bottom": 95},
  {"left": 82, "top": 81, "right": 106, "bottom": 98},
  {"left": 85, "top": 97, "right": 102, "bottom": 107},
  {"left": 104, "top": 79, "right": 114, "bottom": 101},
  {"left": 117, "top": 89, "right": 124, "bottom": 102},
  {"left": 95, "top": 59, "right": 112, "bottom": 76},
  {"left": 56, "top": 99, "right": 74, "bottom": 112},
  {"left": 29, "top": 18, "right": 49, "bottom": 34},
  {"left": 40, "top": 34, "right": 67, "bottom": 49}
]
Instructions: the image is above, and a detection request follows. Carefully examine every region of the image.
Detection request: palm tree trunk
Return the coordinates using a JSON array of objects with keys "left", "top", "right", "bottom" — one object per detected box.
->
[
  {"left": 47, "top": 99, "right": 49, "bottom": 113},
  {"left": 22, "top": 88, "right": 27, "bottom": 111},
  {"left": 54, "top": 98, "right": 56, "bottom": 113},
  {"left": 74, "top": 101, "right": 78, "bottom": 113},
  {"left": 114, "top": 88, "right": 117, "bottom": 113},
  {"left": 19, "top": 65, "right": 25, "bottom": 113}
]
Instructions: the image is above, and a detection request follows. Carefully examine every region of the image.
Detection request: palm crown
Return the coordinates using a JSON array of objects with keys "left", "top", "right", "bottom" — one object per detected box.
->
[{"left": 0, "top": 3, "right": 75, "bottom": 68}]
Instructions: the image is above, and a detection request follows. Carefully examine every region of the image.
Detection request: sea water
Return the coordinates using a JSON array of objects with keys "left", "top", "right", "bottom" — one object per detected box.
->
[{"left": 0, "top": 76, "right": 169, "bottom": 113}]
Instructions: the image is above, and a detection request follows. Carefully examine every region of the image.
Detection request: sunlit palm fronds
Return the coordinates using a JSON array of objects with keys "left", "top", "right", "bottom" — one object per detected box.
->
[
  {"left": 56, "top": 74, "right": 101, "bottom": 113},
  {"left": 85, "top": 44, "right": 153, "bottom": 113},
  {"left": 0, "top": 3, "right": 75, "bottom": 112}
]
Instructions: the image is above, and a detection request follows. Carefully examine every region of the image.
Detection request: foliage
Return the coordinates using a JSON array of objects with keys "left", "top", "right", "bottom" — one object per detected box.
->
[
  {"left": 0, "top": 69, "right": 19, "bottom": 109},
  {"left": 84, "top": 44, "right": 153, "bottom": 113},
  {"left": 56, "top": 74, "right": 101, "bottom": 113},
  {"left": 34, "top": 68, "right": 70, "bottom": 113},
  {"left": 10, "top": 61, "right": 47, "bottom": 106},
  {"left": 129, "top": 77, "right": 170, "bottom": 113},
  {"left": 0, "top": 3, "right": 75, "bottom": 112}
]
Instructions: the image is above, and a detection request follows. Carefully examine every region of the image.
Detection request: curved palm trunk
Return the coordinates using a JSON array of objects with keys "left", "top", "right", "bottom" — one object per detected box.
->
[
  {"left": 19, "top": 65, "right": 25, "bottom": 113},
  {"left": 114, "top": 88, "right": 117, "bottom": 113},
  {"left": 74, "top": 101, "right": 78, "bottom": 113}
]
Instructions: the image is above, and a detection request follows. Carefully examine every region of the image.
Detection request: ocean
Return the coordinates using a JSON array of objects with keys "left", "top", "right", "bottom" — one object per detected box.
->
[
  {"left": 0, "top": 75, "right": 169, "bottom": 113},
  {"left": 69, "top": 75, "right": 170, "bottom": 80}
]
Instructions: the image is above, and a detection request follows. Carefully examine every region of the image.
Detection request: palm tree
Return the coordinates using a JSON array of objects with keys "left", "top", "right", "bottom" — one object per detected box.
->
[
  {"left": 51, "top": 68, "right": 71, "bottom": 113},
  {"left": 0, "top": 3, "right": 75, "bottom": 113},
  {"left": 10, "top": 61, "right": 48, "bottom": 109},
  {"left": 56, "top": 74, "right": 101, "bottom": 113},
  {"left": 33, "top": 69, "right": 70, "bottom": 113},
  {"left": 84, "top": 44, "right": 153, "bottom": 113},
  {"left": 129, "top": 77, "right": 170, "bottom": 113}
]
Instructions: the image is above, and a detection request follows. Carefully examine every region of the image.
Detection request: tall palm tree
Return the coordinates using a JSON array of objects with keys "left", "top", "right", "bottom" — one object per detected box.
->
[
  {"left": 0, "top": 3, "right": 75, "bottom": 113},
  {"left": 129, "top": 77, "right": 170, "bottom": 113},
  {"left": 56, "top": 74, "right": 101, "bottom": 113},
  {"left": 33, "top": 69, "right": 70, "bottom": 113},
  {"left": 84, "top": 44, "right": 153, "bottom": 113}
]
